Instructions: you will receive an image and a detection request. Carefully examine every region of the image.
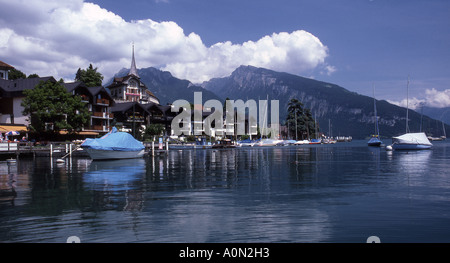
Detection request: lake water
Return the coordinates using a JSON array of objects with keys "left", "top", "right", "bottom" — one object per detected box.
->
[{"left": 1, "top": 140, "right": 450, "bottom": 243}]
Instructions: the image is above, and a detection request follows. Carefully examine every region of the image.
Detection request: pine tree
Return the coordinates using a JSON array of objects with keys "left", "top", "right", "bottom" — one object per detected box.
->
[
  {"left": 286, "top": 98, "right": 317, "bottom": 140},
  {"left": 74, "top": 64, "right": 104, "bottom": 87}
]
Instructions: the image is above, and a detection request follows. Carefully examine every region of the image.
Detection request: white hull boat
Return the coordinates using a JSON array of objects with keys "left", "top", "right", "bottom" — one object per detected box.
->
[
  {"left": 255, "top": 139, "right": 283, "bottom": 146},
  {"left": 294, "top": 140, "right": 310, "bottom": 145},
  {"left": 391, "top": 78, "right": 432, "bottom": 151},
  {"left": 84, "top": 148, "right": 145, "bottom": 160},
  {"left": 81, "top": 127, "right": 145, "bottom": 160},
  {"left": 392, "top": 132, "right": 432, "bottom": 150}
]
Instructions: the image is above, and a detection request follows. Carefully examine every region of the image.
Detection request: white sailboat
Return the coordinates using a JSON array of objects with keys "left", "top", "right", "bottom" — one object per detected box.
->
[
  {"left": 368, "top": 84, "right": 382, "bottom": 146},
  {"left": 392, "top": 132, "right": 432, "bottom": 150},
  {"left": 392, "top": 76, "right": 432, "bottom": 150}
]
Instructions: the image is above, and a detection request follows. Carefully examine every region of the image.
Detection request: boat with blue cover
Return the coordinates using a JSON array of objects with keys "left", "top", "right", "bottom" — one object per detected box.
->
[{"left": 81, "top": 127, "right": 145, "bottom": 160}]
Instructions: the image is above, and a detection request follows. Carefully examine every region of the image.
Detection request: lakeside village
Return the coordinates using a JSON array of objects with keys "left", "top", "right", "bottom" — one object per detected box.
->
[{"left": 0, "top": 51, "right": 351, "bottom": 160}]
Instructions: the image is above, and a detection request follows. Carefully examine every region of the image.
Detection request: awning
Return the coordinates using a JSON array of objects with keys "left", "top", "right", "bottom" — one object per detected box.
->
[
  {"left": 59, "top": 130, "right": 100, "bottom": 136},
  {"left": 0, "top": 125, "right": 28, "bottom": 132}
]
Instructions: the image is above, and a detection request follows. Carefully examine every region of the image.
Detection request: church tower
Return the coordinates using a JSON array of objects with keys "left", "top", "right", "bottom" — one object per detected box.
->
[
  {"left": 129, "top": 43, "right": 140, "bottom": 78},
  {"left": 106, "top": 44, "right": 159, "bottom": 104}
]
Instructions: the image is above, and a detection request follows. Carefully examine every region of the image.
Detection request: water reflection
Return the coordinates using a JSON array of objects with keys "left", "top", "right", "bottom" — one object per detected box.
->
[
  {"left": 1, "top": 142, "right": 450, "bottom": 242},
  {"left": 84, "top": 159, "right": 145, "bottom": 191},
  {"left": 392, "top": 150, "right": 432, "bottom": 173},
  {"left": 83, "top": 159, "right": 146, "bottom": 212},
  {"left": 0, "top": 161, "right": 18, "bottom": 206}
]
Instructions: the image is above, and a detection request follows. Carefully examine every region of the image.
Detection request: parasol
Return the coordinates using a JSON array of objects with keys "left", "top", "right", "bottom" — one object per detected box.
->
[{"left": 6, "top": 131, "right": 20, "bottom": 136}]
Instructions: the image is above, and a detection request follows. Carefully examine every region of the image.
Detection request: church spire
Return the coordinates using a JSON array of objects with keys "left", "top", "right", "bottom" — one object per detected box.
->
[{"left": 129, "top": 42, "right": 140, "bottom": 78}]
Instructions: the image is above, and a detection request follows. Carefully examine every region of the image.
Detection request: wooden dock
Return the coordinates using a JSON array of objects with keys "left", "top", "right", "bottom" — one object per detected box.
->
[
  {"left": 0, "top": 141, "right": 169, "bottom": 159},
  {"left": 0, "top": 142, "right": 88, "bottom": 158}
]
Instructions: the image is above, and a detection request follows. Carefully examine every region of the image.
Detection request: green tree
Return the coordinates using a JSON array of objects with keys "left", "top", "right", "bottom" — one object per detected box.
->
[
  {"left": 143, "top": 124, "right": 165, "bottom": 141},
  {"left": 27, "top": 73, "right": 40, "bottom": 78},
  {"left": 74, "top": 64, "right": 104, "bottom": 87},
  {"left": 8, "top": 68, "right": 26, "bottom": 80},
  {"left": 286, "top": 98, "right": 317, "bottom": 140},
  {"left": 21, "top": 80, "right": 91, "bottom": 136}
]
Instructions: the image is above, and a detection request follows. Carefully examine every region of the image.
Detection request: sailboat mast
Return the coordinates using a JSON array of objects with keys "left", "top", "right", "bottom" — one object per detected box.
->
[
  {"left": 373, "top": 84, "right": 379, "bottom": 136},
  {"left": 261, "top": 94, "right": 268, "bottom": 140},
  {"left": 295, "top": 110, "right": 297, "bottom": 140},
  {"left": 315, "top": 112, "right": 318, "bottom": 139},
  {"left": 406, "top": 76, "right": 410, "bottom": 134},
  {"left": 443, "top": 121, "right": 447, "bottom": 138}
]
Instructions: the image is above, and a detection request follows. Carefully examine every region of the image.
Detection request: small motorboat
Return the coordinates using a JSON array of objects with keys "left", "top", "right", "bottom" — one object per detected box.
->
[
  {"left": 81, "top": 127, "right": 145, "bottom": 160},
  {"left": 212, "top": 139, "right": 236, "bottom": 148}
]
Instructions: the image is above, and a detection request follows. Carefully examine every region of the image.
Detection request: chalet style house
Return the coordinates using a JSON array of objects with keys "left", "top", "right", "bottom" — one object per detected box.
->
[
  {"left": 0, "top": 69, "right": 115, "bottom": 136},
  {"left": 107, "top": 46, "right": 174, "bottom": 134},
  {"left": 64, "top": 81, "right": 115, "bottom": 134},
  {"left": 106, "top": 45, "right": 159, "bottom": 105},
  {"left": 0, "top": 60, "right": 14, "bottom": 80},
  {"left": 0, "top": 48, "right": 174, "bottom": 138}
]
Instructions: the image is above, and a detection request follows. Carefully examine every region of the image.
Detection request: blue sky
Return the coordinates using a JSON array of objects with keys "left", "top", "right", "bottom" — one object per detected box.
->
[{"left": 1, "top": 0, "right": 449, "bottom": 108}]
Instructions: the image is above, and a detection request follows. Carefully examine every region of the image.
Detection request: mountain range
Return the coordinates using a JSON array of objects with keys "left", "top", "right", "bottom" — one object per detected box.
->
[
  {"left": 107, "top": 65, "right": 449, "bottom": 140},
  {"left": 422, "top": 106, "right": 450, "bottom": 127}
]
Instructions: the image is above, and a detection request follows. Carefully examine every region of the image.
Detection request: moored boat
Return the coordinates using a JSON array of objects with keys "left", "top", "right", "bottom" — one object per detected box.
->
[
  {"left": 294, "top": 139, "right": 310, "bottom": 145},
  {"left": 81, "top": 127, "right": 145, "bottom": 160},
  {"left": 322, "top": 138, "right": 337, "bottom": 144},
  {"left": 237, "top": 139, "right": 256, "bottom": 147},
  {"left": 368, "top": 135, "right": 382, "bottom": 147},
  {"left": 309, "top": 139, "right": 322, "bottom": 144},
  {"left": 390, "top": 77, "right": 432, "bottom": 151},
  {"left": 279, "top": 139, "right": 297, "bottom": 146},
  {"left": 368, "top": 85, "right": 383, "bottom": 147},
  {"left": 212, "top": 139, "right": 236, "bottom": 148},
  {"left": 255, "top": 138, "right": 283, "bottom": 146},
  {"left": 392, "top": 132, "right": 432, "bottom": 150}
]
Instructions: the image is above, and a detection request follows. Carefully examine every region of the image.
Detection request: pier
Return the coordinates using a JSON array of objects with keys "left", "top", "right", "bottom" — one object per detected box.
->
[
  {"left": 0, "top": 141, "right": 89, "bottom": 159},
  {"left": 0, "top": 141, "right": 170, "bottom": 159}
]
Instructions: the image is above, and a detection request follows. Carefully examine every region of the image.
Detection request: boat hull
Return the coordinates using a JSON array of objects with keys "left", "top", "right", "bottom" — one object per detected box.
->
[
  {"left": 84, "top": 148, "right": 145, "bottom": 160},
  {"left": 238, "top": 143, "right": 255, "bottom": 147},
  {"left": 392, "top": 132, "right": 432, "bottom": 150},
  {"left": 368, "top": 137, "right": 382, "bottom": 146},
  {"left": 255, "top": 139, "right": 283, "bottom": 146},
  {"left": 392, "top": 144, "right": 432, "bottom": 150}
]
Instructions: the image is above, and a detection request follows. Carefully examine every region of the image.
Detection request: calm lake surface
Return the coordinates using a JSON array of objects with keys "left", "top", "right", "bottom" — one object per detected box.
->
[{"left": 1, "top": 140, "right": 450, "bottom": 243}]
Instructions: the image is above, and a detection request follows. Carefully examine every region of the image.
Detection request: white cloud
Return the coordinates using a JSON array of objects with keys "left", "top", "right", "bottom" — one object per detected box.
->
[
  {"left": 424, "top": 88, "right": 450, "bottom": 108},
  {"left": 388, "top": 88, "right": 450, "bottom": 109},
  {"left": 163, "top": 30, "right": 332, "bottom": 83},
  {"left": 0, "top": 0, "right": 333, "bottom": 83}
]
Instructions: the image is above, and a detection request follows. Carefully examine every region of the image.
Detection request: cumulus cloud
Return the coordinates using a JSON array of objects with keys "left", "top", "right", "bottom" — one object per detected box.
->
[
  {"left": 0, "top": 0, "right": 332, "bottom": 83},
  {"left": 163, "top": 30, "right": 332, "bottom": 83},
  {"left": 388, "top": 88, "right": 450, "bottom": 109}
]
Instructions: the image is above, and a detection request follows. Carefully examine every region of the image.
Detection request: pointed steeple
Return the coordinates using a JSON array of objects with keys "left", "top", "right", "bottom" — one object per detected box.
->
[{"left": 129, "top": 42, "right": 140, "bottom": 78}]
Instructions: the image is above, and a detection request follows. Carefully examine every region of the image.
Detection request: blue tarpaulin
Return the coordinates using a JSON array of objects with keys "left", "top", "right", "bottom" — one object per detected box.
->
[{"left": 81, "top": 127, "right": 144, "bottom": 151}]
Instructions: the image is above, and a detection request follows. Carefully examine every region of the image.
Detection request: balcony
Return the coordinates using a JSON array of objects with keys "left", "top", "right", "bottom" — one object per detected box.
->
[
  {"left": 91, "top": 125, "right": 110, "bottom": 132},
  {"left": 151, "top": 115, "right": 165, "bottom": 121},
  {"left": 80, "top": 95, "right": 90, "bottom": 102},
  {"left": 92, "top": 112, "right": 114, "bottom": 119},
  {"left": 96, "top": 98, "right": 110, "bottom": 106},
  {"left": 127, "top": 116, "right": 145, "bottom": 122}
]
